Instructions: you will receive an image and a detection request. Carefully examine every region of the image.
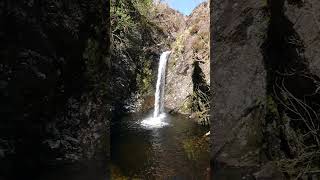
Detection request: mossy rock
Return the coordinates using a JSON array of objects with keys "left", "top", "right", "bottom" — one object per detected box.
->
[{"left": 180, "top": 96, "right": 193, "bottom": 114}]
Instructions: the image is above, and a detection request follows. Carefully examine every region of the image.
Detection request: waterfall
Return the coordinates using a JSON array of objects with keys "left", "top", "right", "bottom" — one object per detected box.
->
[
  {"left": 141, "top": 51, "right": 171, "bottom": 128},
  {"left": 154, "top": 51, "right": 171, "bottom": 117}
]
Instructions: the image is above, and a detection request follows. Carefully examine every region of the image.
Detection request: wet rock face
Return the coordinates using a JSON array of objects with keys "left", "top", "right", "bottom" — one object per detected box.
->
[{"left": 0, "top": 0, "right": 109, "bottom": 178}]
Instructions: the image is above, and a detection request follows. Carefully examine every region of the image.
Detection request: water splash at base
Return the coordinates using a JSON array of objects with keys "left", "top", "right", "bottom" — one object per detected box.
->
[{"left": 141, "top": 113, "right": 168, "bottom": 129}]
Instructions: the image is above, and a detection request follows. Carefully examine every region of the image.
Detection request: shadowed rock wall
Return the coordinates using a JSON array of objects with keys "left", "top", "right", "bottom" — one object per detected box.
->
[
  {"left": 211, "top": 0, "right": 320, "bottom": 179},
  {"left": 0, "top": 0, "right": 110, "bottom": 179}
]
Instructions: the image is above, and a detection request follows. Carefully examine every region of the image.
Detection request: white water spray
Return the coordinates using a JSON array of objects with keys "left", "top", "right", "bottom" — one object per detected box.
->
[{"left": 141, "top": 51, "right": 171, "bottom": 128}]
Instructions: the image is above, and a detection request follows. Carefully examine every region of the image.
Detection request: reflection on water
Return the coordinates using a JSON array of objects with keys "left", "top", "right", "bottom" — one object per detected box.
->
[{"left": 111, "top": 111, "right": 210, "bottom": 179}]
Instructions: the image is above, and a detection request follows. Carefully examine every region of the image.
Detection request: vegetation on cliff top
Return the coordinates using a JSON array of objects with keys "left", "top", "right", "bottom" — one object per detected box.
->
[{"left": 110, "top": 0, "right": 173, "bottom": 113}]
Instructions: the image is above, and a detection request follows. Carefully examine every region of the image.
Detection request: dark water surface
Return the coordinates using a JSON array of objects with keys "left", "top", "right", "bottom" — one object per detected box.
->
[
  {"left": 111, "top": 111, "right": 210, "bottom": 179},
  {"left": 38, "top": 160, "right": 108, "bottom": 180}
]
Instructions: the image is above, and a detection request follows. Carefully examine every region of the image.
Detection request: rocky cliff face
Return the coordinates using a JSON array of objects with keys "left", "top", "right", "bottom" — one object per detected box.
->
[
  {"left": 284, "top": 1, "right": 320, "bottom": 77},
  {"left": 165, "top": 2, "right": 210, "bottom": 124},
  {"left": 211, "top": 0, "right": 320, "bottom": 178},
  {"left": 110, "top": 0, "right": 173, "bottom": 115},
  {"left": 0, "top": 0, "right": 109, "bottom": 179},
  {"left": 151, "top": 3, "right": 186, "bottom": 39}
]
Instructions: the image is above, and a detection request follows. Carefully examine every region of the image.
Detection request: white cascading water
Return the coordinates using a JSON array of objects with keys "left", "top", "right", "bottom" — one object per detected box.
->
[
  {"left": 154, "top": 51, "right": 171, "bottom": 117},
  {"left": 141, "top": 51, "right": 171, "bottom": 128}
]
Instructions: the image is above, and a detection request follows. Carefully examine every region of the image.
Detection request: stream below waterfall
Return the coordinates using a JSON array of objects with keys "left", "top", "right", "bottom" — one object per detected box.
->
[{"left": 111, "top": 111, "right": 210, "bottom": 179}]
